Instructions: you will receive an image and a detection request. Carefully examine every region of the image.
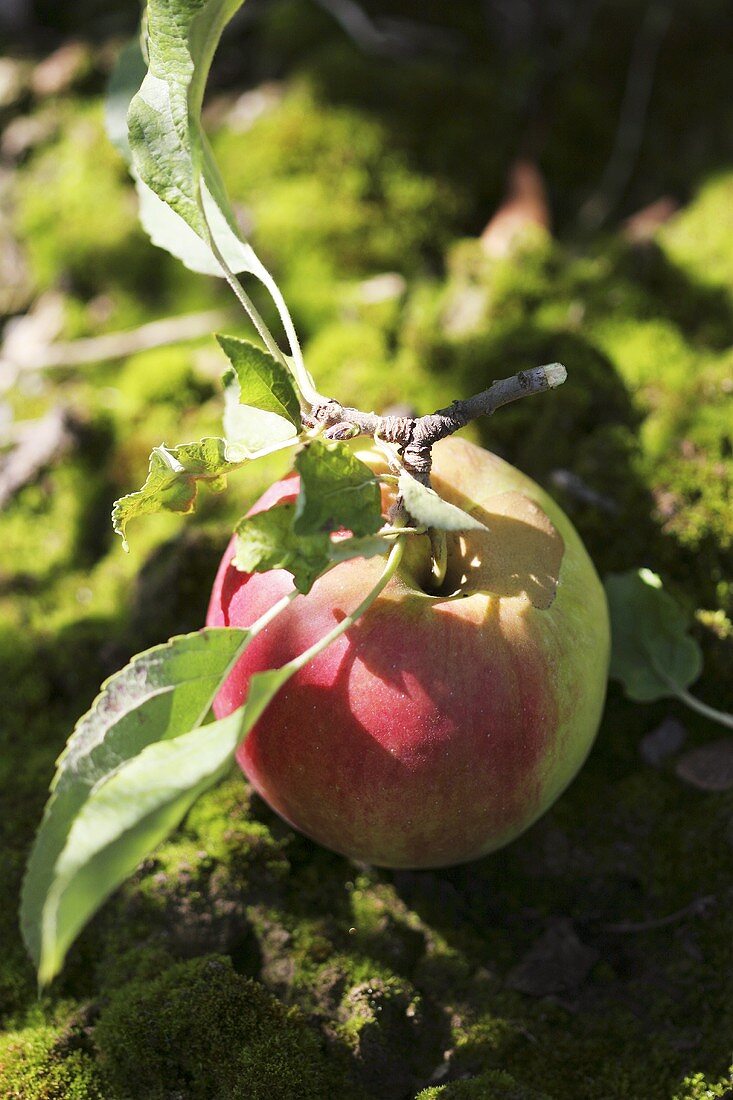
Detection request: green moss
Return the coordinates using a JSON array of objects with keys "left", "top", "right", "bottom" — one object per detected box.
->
[
  {"left": 93, "top": 954, "right": 355, "bottom": 1099},
  {"left": 212, "top": 83, "right": 458, "bottom": 334},
  {"left": 0, "top": 1019, "right": 105, "bottom": 1100},
  {"left": 659, "top": 173, "right": 733, "bottom": 294},
  {"left": 673, "top": 1067, "right": 733, "bottom": 1100},
  {"left": 335, "top": 975, "right": 445, "bottom": 1099},
  {"left": 14, "top": 103, "right": 149, "bottom": 296},
  {"left": 116, "top": 345, "right": 214, "bottom": 413},
  {"left": 417, "top": 1069, "right": 552, "bottom": 1099}
]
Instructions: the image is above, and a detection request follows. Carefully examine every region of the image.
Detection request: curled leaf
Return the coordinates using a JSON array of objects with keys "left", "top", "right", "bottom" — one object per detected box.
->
[
  {"left": 398, "top": 471, "right": 489, "bottom": 533},
  {"left": 112, "top": 438, "right": 245, "bottom": 550}
]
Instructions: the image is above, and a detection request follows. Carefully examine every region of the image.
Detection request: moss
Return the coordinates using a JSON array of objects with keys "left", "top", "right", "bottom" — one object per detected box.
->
[
  {"left": 336, "top": 975, "right": 445, "bottom": 1100},
  {"left": 13, "top": 103, "right": 149, "bottom": 297},
  {"left": 116, "top": 345, "right": 214, "bottom": 414},
  {"left": 417, "top": 1069, "right": 552, "bottom": 1099},
  {"left": 93, "top": 954, "right": 356, "bottom": 1099},
  {"left": 673, "top": 1067, "right": 733, "bottom": 1100},
  {"left": 659, "top": 173, "right": 733, "bottom": 295},
  {"left": 212, "top": 83, "right": 459, "bottom": 334},
  {"left": 0, "top": 1019, "right": 105, "bottom": 1100}
]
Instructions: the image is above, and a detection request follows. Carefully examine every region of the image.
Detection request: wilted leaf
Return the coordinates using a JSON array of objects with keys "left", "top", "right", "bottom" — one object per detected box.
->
[
  {"left": 605, "top": 569, "right": 703, "bottom": 703},
  {"left": 399, "top": 471, "right": 489, "bottom": 532},
  {"left": 294, "top": 439, "right": 383, "bottom": 538},
  {"left": 112, "top": 438, "right": 245, "bottom": 550}
]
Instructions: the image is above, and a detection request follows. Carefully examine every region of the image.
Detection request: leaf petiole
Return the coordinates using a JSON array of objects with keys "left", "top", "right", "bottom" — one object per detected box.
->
[
  {"left": 199, "top": 185, "right": 322, "bottom": 408},
  {"left": 651, "top": 655, "right": 733, "bottom": 730}
]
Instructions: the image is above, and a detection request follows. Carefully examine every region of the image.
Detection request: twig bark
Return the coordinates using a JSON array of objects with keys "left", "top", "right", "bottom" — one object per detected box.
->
[{"left": 308, "top": 362, "right": 567, "bottom": 483}]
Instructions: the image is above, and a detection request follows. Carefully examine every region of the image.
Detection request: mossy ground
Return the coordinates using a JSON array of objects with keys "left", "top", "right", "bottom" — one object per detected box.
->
[{"left": 1, "top": 3, "right": 732, "bottom": 1097}]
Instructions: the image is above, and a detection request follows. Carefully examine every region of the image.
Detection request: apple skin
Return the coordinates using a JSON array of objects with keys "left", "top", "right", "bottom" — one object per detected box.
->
[{"left": 207, "top": 436, "right": 610, "bottom": 869}]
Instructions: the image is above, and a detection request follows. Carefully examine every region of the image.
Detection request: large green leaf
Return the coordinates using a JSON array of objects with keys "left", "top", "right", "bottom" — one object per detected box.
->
[
  {"left": 128, "top": 0, "right": 244, "bottom": 242},
  {"left": 21, "top": 628, "right": 247, "bottom": 980},
  {"left": 112, "top": 438, "right": 246, "bottom": 550},
  {"left": 605, "top": 569, "right": 703, "bottom": 702},
  {"left": 294, "top": 440, "right": 383, "bottom": 538},
  {"left": 218, "top": 335, "right": 301, "bottom": 457},
  {"left": 398, "top": 471, "right": 488, "bottom": 532},
  {"left": 31, "top": 712, "right": 244, "bottom": 987}
]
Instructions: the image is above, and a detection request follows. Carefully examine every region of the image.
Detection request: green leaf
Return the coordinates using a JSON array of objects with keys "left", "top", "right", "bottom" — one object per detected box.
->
[
  {"left": 217, "top": 335, "right": 301, "bottom": 456},
  {"left": 294, "top": 439, "right": 383, "bottom": 538},
  {"left": 605, "top": 568, "right": 703, "bottom": 703},
  {"left": 234, "top": 504, "right": 330, "bottom": 594},
  {"left": 234, "top": 505, "right": 390, "bottom": 594},
  {"left": 112, "top": 438, "right": 245, "bottom": 550},
  {"left": 125, "top": 0, "right": 271, "bottom": 279},
  {"left": 31, "top": 712, "right": 244, "bottom": 987},
  {"left": 398, "top": 472, "right": 489, "bottom": 532},
  {"left": 217, "top": 336, "right": 301, "bottom": 427},
  {"left": 21, "top": 628, "right": 247, "bottom": 981},
  {"left": 127, "top": 0, "right": 244, "bottom": 242}
]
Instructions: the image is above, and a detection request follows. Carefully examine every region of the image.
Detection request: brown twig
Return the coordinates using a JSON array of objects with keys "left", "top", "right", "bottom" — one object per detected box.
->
[
  {"left": 602, "top": 895, "right": 716, "bottom": 934},
  {"left": 308, "top": 362, "right": 567, "bottom": 483}
]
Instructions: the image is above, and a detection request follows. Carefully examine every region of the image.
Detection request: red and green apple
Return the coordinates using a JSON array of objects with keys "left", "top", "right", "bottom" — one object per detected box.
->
[{"left": 207, "top": 436, "right": 609, "bottom": 868}]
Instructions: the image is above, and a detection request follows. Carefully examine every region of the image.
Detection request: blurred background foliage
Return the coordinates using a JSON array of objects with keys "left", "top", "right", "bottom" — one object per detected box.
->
[{"left": 1, "top": 2, "right": 732, "bottom": 1098}]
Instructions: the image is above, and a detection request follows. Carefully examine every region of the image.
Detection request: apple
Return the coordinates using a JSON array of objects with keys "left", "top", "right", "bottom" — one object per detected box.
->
[{"left": 206, "top": 436, "right": 610, "bottom": 869}]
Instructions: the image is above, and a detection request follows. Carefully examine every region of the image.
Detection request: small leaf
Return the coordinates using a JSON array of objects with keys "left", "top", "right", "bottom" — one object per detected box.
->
[
  {"left": 234, "top": 504, "right": 330, "bottom": 594},
  {"left": 217, "top": 335, "right": 301, "bottom": 456},
  {"left": 294, "top": 439, "right": 383, "bottom": 538},
  {"left": 398, "top": 472, "right": 489, "bottom": 532},
  {"left": 112, "top": 438, "right": 245, "bottom": 550},
  {"left": 234, "top": 505, "right": 390, "bottom": 594},
  {"left": 217, "top": 335, "right": 301, "bottom": 427},
  {"left": 605, "top": 569, "right": 703, "bottom": 703},
  {"left": 21, "top": 628, "right": 247, "bottom": 980}
]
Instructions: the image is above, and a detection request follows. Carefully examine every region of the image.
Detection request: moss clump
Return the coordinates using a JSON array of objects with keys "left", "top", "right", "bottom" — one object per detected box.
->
[
  {"left": 94, "top": 955, "right": 355, "bottom": 1099},
  {"left": 13, "top": 103, "right": 150, "bottom": 297},
  {"left": 417, "top": 1069, "right": 552, "bottom": 1099},
  {"left": 212, "top": 83, "right": 458, "bottom": 333},
  {"left": 659, "top": 173, "right": 733, "bottom": 293},
  {"left": 116, "top": 345, "right": 214, "bottom": 414},
  {"left": 336, "top": 975, "right": 445, "bottom": 1099},
  {"left": 0, "top": 1019, "right": 104, "bottom": 1100}
]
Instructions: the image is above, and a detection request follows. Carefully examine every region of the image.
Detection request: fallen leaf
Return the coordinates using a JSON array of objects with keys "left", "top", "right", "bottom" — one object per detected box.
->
[
  {"left": 675, "top": 740, "right": 733, "bottom": 791},
  {"left": 506, "top": 919, "right": 598, "bottom": 996},
  {"left": 640, "top": 716, "right": 687, "bottom": 767}
]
